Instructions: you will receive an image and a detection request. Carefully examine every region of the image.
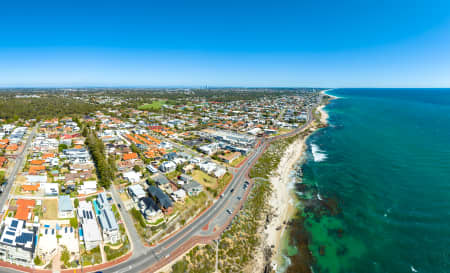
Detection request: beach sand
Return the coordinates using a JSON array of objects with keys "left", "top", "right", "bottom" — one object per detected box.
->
[
  {"left": 259, "top": 95, "right": 336, "bottom": 272},
  {"left": 264, "top": 136, "right": 307, "bottom": 271},
  {"left": 317, "top": 105, "right": 329, "bottom": 124}
]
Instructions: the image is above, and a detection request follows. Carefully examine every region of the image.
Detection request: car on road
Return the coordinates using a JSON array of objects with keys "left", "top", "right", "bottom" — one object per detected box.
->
[
  {"left": 118, "top": 204, "right": 122, "bottom": 209},
  {"left": 230, "top": 188, "right": 234, "bottom": 193},
  {"left": 0, "top": 182, "right": 7, "bottom": 193},
  {"left": 226, "top": 209, "right": 232, "bottom": 215},
  {"left": 237, "top": 196, "right": 241, "bottom": 200}
]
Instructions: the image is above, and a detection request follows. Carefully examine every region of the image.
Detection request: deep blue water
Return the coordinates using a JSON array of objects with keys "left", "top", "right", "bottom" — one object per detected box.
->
[{"left": 287, "top": 88, "right": 450, "bottom": 273}]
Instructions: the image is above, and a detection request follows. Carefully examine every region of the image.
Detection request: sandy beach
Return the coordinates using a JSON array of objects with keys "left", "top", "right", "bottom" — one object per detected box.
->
[
  {"left": 317, "top": 105, "right": 329, "bottom": 124},
  {"left": 261, "top": 94, "right": 336, "bottom": 272},
  {"left": 264, "top": 136, "right": 308, "bottom": 271}
]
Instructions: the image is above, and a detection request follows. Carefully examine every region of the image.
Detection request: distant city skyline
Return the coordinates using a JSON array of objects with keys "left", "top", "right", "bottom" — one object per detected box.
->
[{"left": 1, "top": 0, "right": 449, "bottom": 87}]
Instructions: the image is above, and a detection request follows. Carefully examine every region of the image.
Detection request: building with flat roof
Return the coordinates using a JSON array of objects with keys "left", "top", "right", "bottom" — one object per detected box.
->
[
  {"left": 37, "top": 226, "right": 57, "bottom": 264},
  {"left": 0, "top": 218, "right": 37, "bottom": 267},
  {"left": 128, "top": 184, "right": 146, "bottom": 201},
  {"left": 77, "top": 201, "right": 102, "bottom": 250},
  {"left": 96, "top": 193, "right": 120, "bottom": 244}
]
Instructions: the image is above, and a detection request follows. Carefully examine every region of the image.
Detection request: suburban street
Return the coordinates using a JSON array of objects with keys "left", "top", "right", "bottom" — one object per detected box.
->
[
  {"left": 0, "top": 106, "right": 315, "bottom": 273},
  {"left": 99, "top": 106, "right": 315, "bottom": 273},
  {"left": 0, "top": 125, "right": 38, "bottom": 214},
  {"left": 109, "top": 185, "right": 147, "bottom": 258}
]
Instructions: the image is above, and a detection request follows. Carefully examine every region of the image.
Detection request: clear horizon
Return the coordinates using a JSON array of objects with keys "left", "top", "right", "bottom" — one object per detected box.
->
[{"left": 1, "top": 0, "right": 449, "bottom": 88}]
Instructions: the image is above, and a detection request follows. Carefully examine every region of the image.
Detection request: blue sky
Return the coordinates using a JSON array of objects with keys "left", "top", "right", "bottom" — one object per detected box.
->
[{"left": 1, "top": 0, "right": 449, "bottom": 87}]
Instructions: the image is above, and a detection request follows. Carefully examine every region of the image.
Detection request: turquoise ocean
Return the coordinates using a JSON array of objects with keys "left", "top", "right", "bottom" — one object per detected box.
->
[{"left": 284, "top": 88, "right": 450, "bottom": 273}]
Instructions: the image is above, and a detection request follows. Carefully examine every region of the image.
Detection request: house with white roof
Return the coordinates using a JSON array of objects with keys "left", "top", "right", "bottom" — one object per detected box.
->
[
  {"left": 77, "top": 201, "right": 102, "bottom": 250},
  {"left": 78, "top": 180, "right": 97, "bottom": 195},
  {"left": 128, "top": 184, "right": 146, "bottom": 201},
  {"left": 0, "top": 218, "right": 37, "bottom": 267},
  {"left": 37, "top": 226, "right": 57, "bottom": 263},
  {"left": 159, "top": 161, "right": 176, "bottom": 173},
  {"left": 123, "top": 171, "right": 141, "bottom": 184},
  {"left": 96, "top": 193, "right": 120, "bottom": 244}
]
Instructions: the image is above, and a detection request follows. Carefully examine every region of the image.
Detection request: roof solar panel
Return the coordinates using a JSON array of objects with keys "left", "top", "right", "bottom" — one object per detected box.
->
[
  {"left": 6, "top": 231, "right": 15, "bottom": 236},
  {"left": 11, "top": 220, "right": 18, "bottom": 228},
  {"left": 3, "top": 238, "right": 13, "bottom": 244}
]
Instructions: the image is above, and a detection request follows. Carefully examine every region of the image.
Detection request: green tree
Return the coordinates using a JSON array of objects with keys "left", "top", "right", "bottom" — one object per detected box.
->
[
  {"left": 60, "top": 247, "right": 70, "bottom": 267},
  {"left": 130, "top": 208, "right": 146, "bottom": 228},
  {"left": 70, "top": 217, "right": 78, "bottom": 229},
  {"left": 34, "top": 255, "right": 43, "bottom": 266},
  {"left": 58, "top": 144, "right": 68, "bottom": 153}
]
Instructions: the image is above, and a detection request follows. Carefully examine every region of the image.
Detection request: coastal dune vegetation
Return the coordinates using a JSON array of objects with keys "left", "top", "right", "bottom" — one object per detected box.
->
[{"left": 168, "top": 134, "right": 302, "bottom": 273}]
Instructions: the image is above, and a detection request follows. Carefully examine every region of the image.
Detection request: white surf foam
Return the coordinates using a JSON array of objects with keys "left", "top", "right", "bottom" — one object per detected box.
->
[
  {"left": 311, "top": 144, "right": 327, "bottom": 162},
  {"left": 317, "top": 193, "right": 323, "bottom": 200},
  {"left": 411, "top": 265, "right": 418, "bottom": 272}
]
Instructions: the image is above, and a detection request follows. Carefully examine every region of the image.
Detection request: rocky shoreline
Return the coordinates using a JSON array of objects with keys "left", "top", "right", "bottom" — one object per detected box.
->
[{"left": 258, "top": 93, "right": 337, "bottom": 273}]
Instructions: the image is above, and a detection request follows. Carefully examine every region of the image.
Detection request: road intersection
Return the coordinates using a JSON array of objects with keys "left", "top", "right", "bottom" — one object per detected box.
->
[{"left": 0, "top": 106, "right": 315, "bottom": 273}]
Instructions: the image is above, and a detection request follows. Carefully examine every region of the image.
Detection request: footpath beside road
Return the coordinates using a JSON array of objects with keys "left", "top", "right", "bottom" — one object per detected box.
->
[
  {"left": 0, "top": 105, "right": 317, "bottom": 273},
  {"left": 0, "top": 125, "right": 37, "bottom": 215},
  {"left": 110, "top": 184, "right": 146, "bottom": 258}
]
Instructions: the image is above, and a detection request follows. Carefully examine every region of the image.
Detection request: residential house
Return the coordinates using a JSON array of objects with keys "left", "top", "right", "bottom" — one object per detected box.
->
[
  {"left": 77, "top": 201, "right": 102, "bottom": 250},
  {"left": 78, "top": 180, "right": 97, "bottom": 195},
  {"left": 37, "top": 227, "right": 57, "bottom": 263},
  {"left": 182, "top": 180, "right": 204, "bottom": 196},
  {"left": 127, "top": 185, "right": 146, "bottom": 202},
  {"left": 0, "top": 218, "right": 37, "bottom": 267},
  {"left": 159, "top": 161, "right": 176, "bottom": 173},
  {"left": 147, "top": 186, "right": 173, "bottom": 214},
  {"left": 123, "top": 171, "right": 141, "bottom": 184},
  {"left": 15, "top": 199, "right": 35, "bottom": 221},
  {"left": 43, "top": 183, "right": 59, "bottom": 196},
  {"left": 138, "top": 197, "right": 162, "bottom": 221},
  {"left": 58, "top": 195, "right": 74, "bottom": 218},
  {"left": 96, "top": 193, "right": 119, "bottom": 244}
]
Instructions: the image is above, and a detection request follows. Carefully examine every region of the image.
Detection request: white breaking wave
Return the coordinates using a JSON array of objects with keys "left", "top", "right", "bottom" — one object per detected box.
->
[
  {"left": 411, "top": 266, "right": 418, "bottom": 272},
  {"left": 311, "top": 144, "right": 327, "bottom": 162}
]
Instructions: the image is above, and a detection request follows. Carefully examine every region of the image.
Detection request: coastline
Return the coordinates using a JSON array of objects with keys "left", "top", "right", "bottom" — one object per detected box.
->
[
  {"left": 262, "top": 91, "right": 337, "bottom": 272},
  {"left": 264, "top": 135, "right": 308, "bottom": 271}
]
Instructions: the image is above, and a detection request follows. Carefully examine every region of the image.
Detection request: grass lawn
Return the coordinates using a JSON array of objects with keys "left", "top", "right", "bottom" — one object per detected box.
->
[
  {"left": 138, "top": 100, "right": 166, "bottom": 111},
  {"left": 229, "top": 156, "right": 247, "bottom": 167},
  {"left": 191, "top": 170, "right": 218, "bottom": 189},
  {"left": 275, "top": 128, "right": 294, "bottom": 136},
  {"left": 42, "top": 199, "right": 58, "bottom": 220},
  {"left": 165, "top": 170, "right": 181, "bottom": 181}
]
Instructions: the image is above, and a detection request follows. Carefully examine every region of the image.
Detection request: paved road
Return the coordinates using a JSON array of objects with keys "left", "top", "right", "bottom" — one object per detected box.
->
[
  {"left": 0, "top": 105, "right": 316, "bottom": 273},
  {"left": 0, "top": 125, "right": 37, "bottom": 213},
  {"left": 109, "top": 185, "right": 146, "bottom": 258},
  {"left": 100, "top": 105, "right": 316, "bottom": 273}
]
